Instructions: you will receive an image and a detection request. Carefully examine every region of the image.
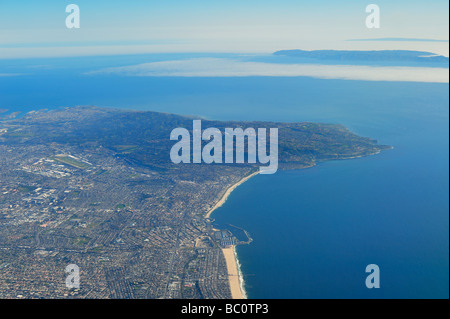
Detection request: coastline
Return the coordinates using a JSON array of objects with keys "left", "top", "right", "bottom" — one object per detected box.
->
[
  {"left": 205, "top": 171, "right": 259, "bottom": 299},
  {"left": 204, "top": 150, "right": 385, "bottom": 299},
  {"left": 222, "top": 246, "right": 246, "bottom": 299},
  {"left": 205, "top": 171, "right": 259, "bottom": 219}
]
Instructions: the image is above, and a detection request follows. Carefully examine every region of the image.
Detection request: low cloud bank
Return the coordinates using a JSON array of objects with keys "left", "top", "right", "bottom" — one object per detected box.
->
[{"left": 90, "top": 58, "right": 449, "bottom": 83}]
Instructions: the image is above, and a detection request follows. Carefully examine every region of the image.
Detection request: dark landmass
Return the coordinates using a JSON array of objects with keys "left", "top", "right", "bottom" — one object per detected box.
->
[
  {"left": 0, "top": 106, "right": 390, "bottom": 299},
  {"left": 274, "top": 49, "right": 449, "bottom": 64},
  {"left": 1, "top": 106, "right": 389, "bottom": 169}
]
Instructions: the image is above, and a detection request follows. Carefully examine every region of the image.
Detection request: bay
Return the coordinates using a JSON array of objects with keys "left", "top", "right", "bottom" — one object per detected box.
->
[{"left": 1, "top": 55, "right": 448, "bottom": 298}]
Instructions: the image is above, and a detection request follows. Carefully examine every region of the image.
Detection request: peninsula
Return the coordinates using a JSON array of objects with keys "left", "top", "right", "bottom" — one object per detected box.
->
[{"left": 0, "top": 106, "right": 391, "bottom": 299}]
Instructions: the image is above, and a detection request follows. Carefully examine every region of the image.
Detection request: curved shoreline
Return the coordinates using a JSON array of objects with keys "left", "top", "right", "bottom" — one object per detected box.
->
[
  {"left": 205, "top": 171, "right": 259, "bottom": 299},
  {"left": 205, "top": 171, "right": 259, "bottom": 219}
]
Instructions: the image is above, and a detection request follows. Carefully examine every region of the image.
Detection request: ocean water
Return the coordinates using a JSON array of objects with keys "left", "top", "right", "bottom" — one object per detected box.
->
[
  {"left": 209, "top": 80, "right": 449, "bottom": 299},
  {"left": 1, "top": 55, "right": 448, "bottom": 298}
]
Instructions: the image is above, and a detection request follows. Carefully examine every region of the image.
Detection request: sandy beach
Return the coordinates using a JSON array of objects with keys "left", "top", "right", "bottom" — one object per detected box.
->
[
  {"left": 205, "top": 171, "right": 259, "bottom": 299},
  {"left": 222, "top": 246, "right": 245, "bottom": 299},
  {"left": 205, "top": 171, "right": 259, "bottom": 219}
]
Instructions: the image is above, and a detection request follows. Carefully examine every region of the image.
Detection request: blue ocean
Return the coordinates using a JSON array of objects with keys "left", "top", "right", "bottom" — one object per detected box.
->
[{"left": 1, "top": 54, "right": 448, "bottom": 298}]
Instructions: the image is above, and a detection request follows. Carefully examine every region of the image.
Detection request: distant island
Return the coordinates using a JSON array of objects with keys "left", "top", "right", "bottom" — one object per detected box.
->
[{"left": 0, "top": 106, "right": 391, "bottom": 299}]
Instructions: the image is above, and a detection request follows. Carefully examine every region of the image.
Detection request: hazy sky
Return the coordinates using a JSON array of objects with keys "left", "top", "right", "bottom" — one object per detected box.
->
[{"left": 0, "top": 0, "right": 448, "bottom": 58}]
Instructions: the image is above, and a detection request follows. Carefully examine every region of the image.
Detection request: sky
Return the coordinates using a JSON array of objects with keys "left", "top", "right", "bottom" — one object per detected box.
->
[{"left": 0, "top": 0, "right": 449, "bottom": 58}]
